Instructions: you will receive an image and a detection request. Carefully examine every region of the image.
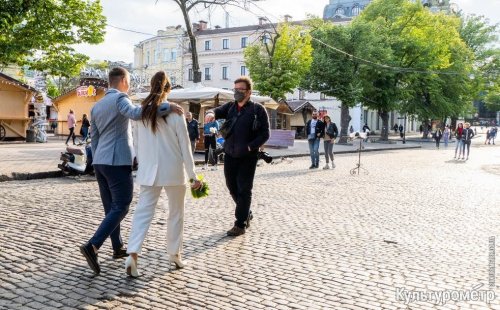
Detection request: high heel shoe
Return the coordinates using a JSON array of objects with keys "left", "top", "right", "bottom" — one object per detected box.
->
[
  {"left": 169, "top": 254, "right": 185, "bottom": 269},
  {"left": 125, "top": 256, "right": 139, "bottom": 278}
]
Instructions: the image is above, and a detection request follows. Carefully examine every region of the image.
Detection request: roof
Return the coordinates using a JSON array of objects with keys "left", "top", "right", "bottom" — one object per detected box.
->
[
  {"left": 194, "top": 20, "right": 305, "bottom": 36},
  {"left": 53, "top": 78, "right": 108, "bottom": 102},
  {"left": 0, "top": 72, "right": 37, "bottom": 92},
  {"left": 282, "top": 100, "right": 316, "bottom": 113}
]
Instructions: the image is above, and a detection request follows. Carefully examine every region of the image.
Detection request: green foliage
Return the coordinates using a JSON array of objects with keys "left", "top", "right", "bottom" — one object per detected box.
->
[
  {"left": 46, "top": 79, "right": 60, "bottom": 98},
  {"left": 244, "top": 23, "right": 313, "bottom": 100},
  {"left": 0, "top": 0, "right": 106, "bottom": 77}
]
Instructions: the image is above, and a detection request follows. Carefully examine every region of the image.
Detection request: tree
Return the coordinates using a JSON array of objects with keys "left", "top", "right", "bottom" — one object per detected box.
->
[
  {"left": 244, "top": 22, "right": 313, "bottom": 100},
  {"left": 0, "top": 0, "right": 106, "bottom": 76},
  {"left": 355, "top": 0, "right": 473, "bottom": 139},
  {"left": 302, "top": 19, "right": 371, "bottom": 143},
  {"left": 161, "top": 0, "right": 258, "bottom": 84}
]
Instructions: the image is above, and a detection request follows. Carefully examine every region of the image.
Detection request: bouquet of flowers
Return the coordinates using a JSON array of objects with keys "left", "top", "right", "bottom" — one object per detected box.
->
[
  {"left": 209, "top": 127, "right": 217, "bottom": 134},
  {"left": 189, "top": 175, "right": 209, "bottom": 199}
]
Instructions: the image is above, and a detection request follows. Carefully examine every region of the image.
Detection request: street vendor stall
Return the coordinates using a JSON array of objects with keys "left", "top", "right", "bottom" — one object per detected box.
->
[{"left": 0, "top": 73, "right": 37, "bottom": 140}]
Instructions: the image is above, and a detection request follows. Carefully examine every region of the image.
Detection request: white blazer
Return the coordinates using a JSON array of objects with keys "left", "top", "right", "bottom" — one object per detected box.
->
[{"left": 133, "top": 111, "right": 197, "bottom": 187}]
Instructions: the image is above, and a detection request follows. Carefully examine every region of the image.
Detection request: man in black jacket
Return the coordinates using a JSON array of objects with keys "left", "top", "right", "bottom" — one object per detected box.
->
[
  {"left": 461, "top": 122, "right": 475, "bottom": 160},
  {"left": 186, "top": 112, "right": 199, "bottom": 155},
  {"left": 306, "top": 111, "right": 325, "bottom": 169},
  {"left": 213, "top": 77, "right": 270, "bottom": 236}
]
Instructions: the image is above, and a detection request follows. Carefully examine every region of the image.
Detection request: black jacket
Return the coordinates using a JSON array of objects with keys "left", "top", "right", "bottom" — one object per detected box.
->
[
  {"left": 325, "top": 122, "right": 338, "bottom": 139},
  {"left": 462, "top": 128, "right": 474, "bottom": 142},
  {"left": 214, "top": 100, "right": 270, "bottom": 158},
  {"left": 306, "top": 119, "right": 325, "bottom": 139},
  {"left": 186, "top": 119, "right": 199, "bottom": 141},
  {"left": 82, "top": 118, "right": 90, "bottom": 129}
]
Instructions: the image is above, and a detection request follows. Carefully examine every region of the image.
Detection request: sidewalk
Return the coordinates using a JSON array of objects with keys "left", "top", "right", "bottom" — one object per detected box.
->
[{"left": 0, "top": 136, "right": 420, "bottom": 181}]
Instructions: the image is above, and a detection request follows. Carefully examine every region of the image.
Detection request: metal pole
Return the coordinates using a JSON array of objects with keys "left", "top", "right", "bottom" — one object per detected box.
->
[{"left": 403, "top": 114, "right": 407, "bottom": 144}]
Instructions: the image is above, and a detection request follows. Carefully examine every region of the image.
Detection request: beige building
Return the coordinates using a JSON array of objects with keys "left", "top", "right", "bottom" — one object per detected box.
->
[{"left": 133, "top": 26, "right": 185, "bottom": 86}]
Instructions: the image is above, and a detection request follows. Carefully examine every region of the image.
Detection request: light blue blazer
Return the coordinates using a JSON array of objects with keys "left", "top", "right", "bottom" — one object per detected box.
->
[{"left": 90, "top": 88, "right": 170, "bottom": 166}]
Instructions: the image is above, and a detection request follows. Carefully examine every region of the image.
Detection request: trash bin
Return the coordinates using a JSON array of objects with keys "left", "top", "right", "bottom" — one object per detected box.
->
[{"left": 26, "top": 129, "right": 36, "bottom": 142}]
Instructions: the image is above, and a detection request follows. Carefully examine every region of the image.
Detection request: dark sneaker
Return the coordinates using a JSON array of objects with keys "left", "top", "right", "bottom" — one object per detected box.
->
[
  {"left": 245, "top": 213, "right": 254, "bottom": 228},
  {"left": 113, "top": 248, "right": 129, "bottom": 259},
  {"left": 79, "top": 243, "right": 100, "bottom": 275},
  {"left": 227, "top": 225, "right": 246, "bottom": 236},
  {"left": 309, "top": 165, "right": 315, "bottom": 169}
]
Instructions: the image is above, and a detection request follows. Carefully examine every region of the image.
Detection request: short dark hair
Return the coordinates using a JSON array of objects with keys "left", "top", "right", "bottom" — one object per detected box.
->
[
  {"left": 234, "top": 76, "right": 252, "bottom": 91},
  {"left": 108, "top": 67, "right": 128, "bottom": 87}
]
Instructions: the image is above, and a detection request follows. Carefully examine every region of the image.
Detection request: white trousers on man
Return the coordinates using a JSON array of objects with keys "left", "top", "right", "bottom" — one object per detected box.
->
[{"left": 127, "top": 185, "right": 186, "bottom": 256}]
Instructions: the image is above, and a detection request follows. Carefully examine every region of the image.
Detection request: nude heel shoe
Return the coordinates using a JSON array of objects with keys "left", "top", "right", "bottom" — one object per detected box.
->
[
  {"left": 125, "top": 256, "right": 139, "bottom": 278},
  {"left": 169, "top": 254, "right": 185, "bottom": 269}
]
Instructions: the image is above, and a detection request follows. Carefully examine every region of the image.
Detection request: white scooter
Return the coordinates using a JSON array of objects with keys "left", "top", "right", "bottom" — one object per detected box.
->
[{"left": 58, "top": 139, "right": 94, "bottom": 176}]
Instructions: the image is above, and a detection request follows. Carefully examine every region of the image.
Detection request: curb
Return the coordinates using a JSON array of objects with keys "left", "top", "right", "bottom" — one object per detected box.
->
[{"left": 0, "top": 145, "right": 421, "bottom": 182}]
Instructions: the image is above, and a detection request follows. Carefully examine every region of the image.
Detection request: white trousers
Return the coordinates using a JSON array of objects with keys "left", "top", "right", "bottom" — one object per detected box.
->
[{"left": 127, "top": 185, "right": 186, "bottom": 256}]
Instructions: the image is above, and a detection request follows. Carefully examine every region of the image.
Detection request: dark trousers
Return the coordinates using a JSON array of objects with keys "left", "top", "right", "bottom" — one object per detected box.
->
[
  {"left": 223, "top": 153, "right": 258, "bottom": 228},
  {"left": 435, "top": 137, "right": 441, "bottom": 148},
  {"left": 66, "top": 127, "right": 76, "bottom": 145},
  {"left": 462, "top": 140, "right": 471, "bottom": 157},
  {"left": 204, "top": 135, "right": 217, "bottom": 164},
  {"left": 90, "top": 165, "right": 133, "bottom": 251}
]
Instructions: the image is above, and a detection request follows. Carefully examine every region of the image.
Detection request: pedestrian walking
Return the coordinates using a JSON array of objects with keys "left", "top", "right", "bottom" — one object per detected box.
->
[
  {"left": 212, "top": 76, "right": 270, "bottom": 236},
  {"left": 443, "top": 125, "right": 450, "bottom": 147},
  {"left": 79, "top": 67, "right": 183, "bottom": 275},
  {"left": 399, "top": 124, "right": 404, "bottom": 138},
  {"left": 485, "top": 129, "right": 491, "bottom": 144},
  {"left": 323, "top": 115, "right": 338, "bottom": 170},
  {"left": 65, "top": 110, "right": 76, "bottom": 145},
  {"left": 454, "top": 123, "right": 464, "bottom": 159},
  {"left": 80, "top": 113, "right": 90, "bottom": 142},
  {"left": 306, "top": 111, "right": 325, "bottom": 169},
  {"left": 203, "top": 113, "right": 219, "bottom": 170},
  {"left": 125, "top": 71, "right": 201, "bottom": 277},
  {"left": 186, "top": 112, "right": 199, "bottom": 155},
  {"left": 419, "top": 124, "right": 423, "bottom": 134},
  {"left": 461, "top": 122, "right": 474, "bottom": 160},
  {"left": 490, "top": 126, "right": 497, "bottom": 144},
  {"left": 393, "top": 124, "right": 398, "bottom": 134},
  {"left": 433, "top": 127, "right": 443, "bottom": 149},
  {"left": 362, "top": 123, "right": 371, "bottom": 142}
]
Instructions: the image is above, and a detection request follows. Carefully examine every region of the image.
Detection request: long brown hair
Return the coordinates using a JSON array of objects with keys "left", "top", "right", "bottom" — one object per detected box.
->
[{"left": 141, "top": 71, "right": 171, "bottom": 133}]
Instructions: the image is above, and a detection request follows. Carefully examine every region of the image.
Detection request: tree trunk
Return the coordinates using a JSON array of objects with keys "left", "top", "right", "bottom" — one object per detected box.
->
[
  {"left": 180, "top": 5, "right": 202, "bottom": 83},
  {"left": 379, "top": 110, "right": 389, "bottom": 141},
  {"left": 338, "top": 103, "right": 351, "bottom": 144}
]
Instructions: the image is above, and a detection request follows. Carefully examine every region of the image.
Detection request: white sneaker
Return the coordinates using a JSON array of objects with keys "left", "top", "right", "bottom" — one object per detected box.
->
[
  {"left": 202, "top": 164, "right": 208, "bottom": 170},
  {"left": 331, "top": 162, "right": 336, "bottom": 168},
  {"left": 211, "top": 166, "right": 218, "bottom": 171},
  {"left": 323, "top": 164, "right": 330, "bottom": 170}
]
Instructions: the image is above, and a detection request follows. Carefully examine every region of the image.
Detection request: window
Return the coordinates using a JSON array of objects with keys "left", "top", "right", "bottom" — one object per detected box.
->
[
  {"left": 146, "top": 51, "right": 150, "bottom": 65},
  {"left": 204, "top": 40, "right": 211, "bottom": 51},
  {"left": 163, "top": 48, "right": 170, "bottom": 62},
  {"left": 352, "top": 5, "right": 360, "bottom": 16},
  {"left": 320, "top": 92, "right": 326, "bottom": 100},
  {"left": 335, "top": 7, "right": 345, "bottom": 15},
  {"left": 222, "top": 66, "right": 229, "bottom": 80},
  {"left": 188, "top": 69, "right": 193, "bottom": 81},
  {"left": 204, "top": 67, "right": 211, "bottom": 80},
  {"left": 240, "top": 66, "right": 247, "bottom": 76},
  {"left": 241, "top": 37, "right": 248, "bottom": 48},
  {"left": 299, "top": 90, "right": 305, "bottom": 100},
  {"left": 222, "top": 39, "right": 229, "bottom": 49},
  {"left": 171, "top": 49, "right": 177, "bottom": 61},
  {"left": 171, "top": 76, "right": 176, "bottom": 85}
]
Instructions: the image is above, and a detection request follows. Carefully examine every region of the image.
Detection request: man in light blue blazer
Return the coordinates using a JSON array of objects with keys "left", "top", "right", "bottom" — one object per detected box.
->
[{"left": 80, "top": 67, "right": 183, "bottom": 275}]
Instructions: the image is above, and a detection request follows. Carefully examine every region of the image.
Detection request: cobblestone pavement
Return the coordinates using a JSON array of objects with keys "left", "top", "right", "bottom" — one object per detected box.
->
[{"left": 0, "top": 142, "right": 499, "bottom": 309}]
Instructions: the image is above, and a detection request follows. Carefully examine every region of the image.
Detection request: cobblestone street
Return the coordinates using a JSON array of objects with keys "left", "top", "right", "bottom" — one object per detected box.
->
[{"left": 1, "top": 143, "right": 499, "bottom": 309}]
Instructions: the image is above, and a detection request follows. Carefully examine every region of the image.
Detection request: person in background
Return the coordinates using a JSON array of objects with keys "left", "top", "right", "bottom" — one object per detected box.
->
[
  {"left": 212, "top": 76, "right": 270, "bottom": 236},
  {"left": 433, "top": 126, "right": 443, "bottom": 149},
  {"left": 65, "top": 110, "right": 76, "bottom": 145},
  {"left": 490, "top": 126, "right": 497, "bottom": 145},
  {"left": 126, "top": 71, "right": 201, "bottom": 277},
  {"left": 399, "top": 124, "right": 404, "bottom": 138},
  {"left": 186, "top": 112, "right": 199, "bottom": 155},
  {"left": 443, "top": 125, "right": 450, "bottom": 148},
  {"left": 80, "top": 113, "right": 91, "bottom": 142},
  {"left": 419, "top": 124, "right": 423, "bottom": 134},
  {"left": 393, "top": 124, "right": 398, "bottom": 134},
  {"left": 454, "top": 123, "right": 464, "bottom": 159},
  {"left": 203, "top": 112, "right": 219, "bottom": 170},
  {"left": 306, "top": 111, "right": 325, "bottom": 169},
  {"left": 323, "top": 115, "right": 338, "bottom": 170},
  {"left": 461, "top": 122, "right": 474, "bottom": 160}
]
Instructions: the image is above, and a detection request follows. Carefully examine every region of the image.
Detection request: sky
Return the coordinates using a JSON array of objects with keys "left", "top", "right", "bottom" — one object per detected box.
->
[{"left": 75, "top": 0, "right": 500, "bottom": 63}]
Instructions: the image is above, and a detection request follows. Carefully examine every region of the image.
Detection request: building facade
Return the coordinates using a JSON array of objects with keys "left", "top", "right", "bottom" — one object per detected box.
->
[{"left": 133, "top": 26, "right": 185, "bottom": 86}]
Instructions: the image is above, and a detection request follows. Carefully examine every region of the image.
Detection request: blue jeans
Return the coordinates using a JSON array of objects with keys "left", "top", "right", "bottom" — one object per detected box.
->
[
  {"left": 81, "top": 127, "right": 89, "bottom": 141},
  {"left": 454, "top": 139, "right": 463, "bottom": 157},
  {"left": 308, "top": 138, "right": 320, "bottom": 166},
  {"left": 90, "top": 165, "right": 133, "bottom": 251}
]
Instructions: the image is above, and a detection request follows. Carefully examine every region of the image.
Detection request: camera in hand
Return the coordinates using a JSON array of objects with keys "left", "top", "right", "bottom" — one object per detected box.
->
[{"left": 257, "top": 151, "right": 273, "bottom": 164}]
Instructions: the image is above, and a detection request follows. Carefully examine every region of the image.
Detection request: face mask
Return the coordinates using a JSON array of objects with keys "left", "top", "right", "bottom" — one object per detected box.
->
[{"left": 234, "top": 90, "right": 246, "bottom": 102}]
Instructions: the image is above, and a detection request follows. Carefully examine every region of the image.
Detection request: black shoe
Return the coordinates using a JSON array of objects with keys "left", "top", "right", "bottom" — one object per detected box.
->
[
  {"left": 227, "top": 225, "right": 246, "bottom": 236},
  {"left": 79, "top": 243, "right": 100, "bottom": 274},
  {"left": 309, "top": 165, "right": 315, "bottom": 169},
  {"left": 113, "top": 248, "right": 129, "bottom": 259},
  {"left": 245, "top": 213, "right": 254, "bottom": 228}
]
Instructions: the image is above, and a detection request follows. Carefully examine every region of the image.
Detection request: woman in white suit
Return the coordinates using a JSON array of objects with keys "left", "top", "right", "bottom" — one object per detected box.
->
[{"left": 125, "top": 71, "right": 201, "bottom": 277}]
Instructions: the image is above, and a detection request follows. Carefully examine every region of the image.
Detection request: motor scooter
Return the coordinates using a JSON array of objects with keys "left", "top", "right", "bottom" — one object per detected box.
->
[{"left": 58, "top": 139, "right": 94, "bottom": 175}]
